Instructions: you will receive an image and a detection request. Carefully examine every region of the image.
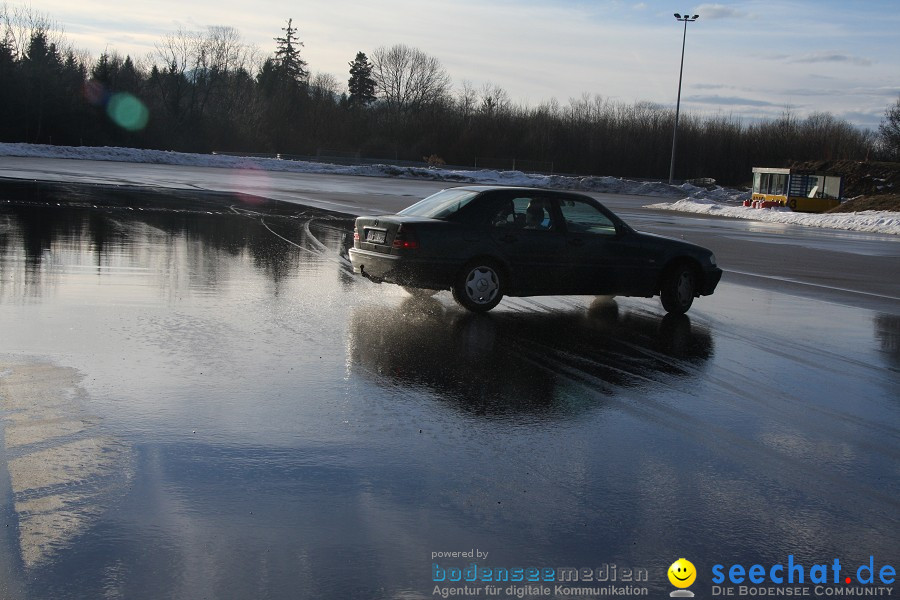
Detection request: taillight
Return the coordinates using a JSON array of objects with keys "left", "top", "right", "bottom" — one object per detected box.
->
[
  {"left": 353, "top": 224, "right": 360, "bottom": 241},
  {"left": 392, "top": 224, "right": 419, "bottom": 250}
]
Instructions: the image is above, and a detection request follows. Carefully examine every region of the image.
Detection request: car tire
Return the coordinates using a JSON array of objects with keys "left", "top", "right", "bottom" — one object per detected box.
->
[
  {"left": 452, "top": 260, "right": 504, "bottom": 312},
  {"left": 660, "top": 263, "right": 696, "bottom": 315},
  {"left": 403, "top": 286, "right": 439, "bottom": 298}
]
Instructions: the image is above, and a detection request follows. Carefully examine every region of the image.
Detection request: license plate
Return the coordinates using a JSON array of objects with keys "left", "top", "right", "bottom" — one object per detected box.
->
[{"left": 366, "top": 230, "right": 386, "bottom": 244}]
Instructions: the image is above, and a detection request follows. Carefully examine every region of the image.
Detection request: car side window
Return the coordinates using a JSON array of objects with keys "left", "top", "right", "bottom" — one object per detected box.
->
[
  {"left": 558, "top": 199, "right": 617, "bottom": 235},
  {"left": 491, "top": 197, "right": 555, "bottom": 231}
]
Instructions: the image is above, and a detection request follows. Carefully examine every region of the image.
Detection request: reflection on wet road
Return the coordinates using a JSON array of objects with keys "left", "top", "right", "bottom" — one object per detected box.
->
[
  {"left": 350, "top": 299, "right": 713, "bottom": 419},
  {"left": 0, "top": 181, "right": 897, "bottom": 599}
]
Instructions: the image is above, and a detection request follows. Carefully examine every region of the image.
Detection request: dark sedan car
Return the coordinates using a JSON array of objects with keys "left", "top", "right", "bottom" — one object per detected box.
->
[{"left": 348, "top": 186, "right": 722, "bottom": 314}]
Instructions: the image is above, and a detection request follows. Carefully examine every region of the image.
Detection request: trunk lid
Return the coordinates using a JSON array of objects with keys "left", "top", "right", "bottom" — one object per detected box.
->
[{"left": 354, "top": 216, "right": 434, "bottom": 254}]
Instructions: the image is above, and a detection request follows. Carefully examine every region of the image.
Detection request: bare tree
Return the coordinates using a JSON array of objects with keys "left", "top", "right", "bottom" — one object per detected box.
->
[
  {"left": 310, "top": 71, "right": 341, "bottom": 98},
  {"left": 151, "top": 26, "right": 256, "bottom": 123},
  {"left": 1, "top": 3, "right": 67, "bottom": 59},
  {"left": 456, "top": 80, "right": 478, "bottom": 122},
  {"left": 154, "top": 26, "right": 255, "bottom": 82},
  {"left": 479, "top": 82, "right": 510, "bottom": 116},
  {"left": 879, "top": 95, "right": 900, "bottom": 160},
  {"left": 370, "top": 43, "right": 450, "bottom": 113},
  {"left": 207, "top": 26, "right": 256, "bottom": 73}
]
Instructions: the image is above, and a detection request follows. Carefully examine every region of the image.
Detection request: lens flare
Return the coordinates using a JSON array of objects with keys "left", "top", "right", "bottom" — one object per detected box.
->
[{"left": 107, "top": 93, "right": 149, "bottom": 132}]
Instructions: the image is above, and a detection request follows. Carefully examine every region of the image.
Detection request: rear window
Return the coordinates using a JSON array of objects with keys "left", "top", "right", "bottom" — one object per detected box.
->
[{"left": 398, "top": 189, "right": 479, "bottom": 219}]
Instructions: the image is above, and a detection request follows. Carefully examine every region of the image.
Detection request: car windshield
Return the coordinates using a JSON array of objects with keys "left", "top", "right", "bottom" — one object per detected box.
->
[{"left": 398, "top": 189, "right": 479, "bottom": 219}]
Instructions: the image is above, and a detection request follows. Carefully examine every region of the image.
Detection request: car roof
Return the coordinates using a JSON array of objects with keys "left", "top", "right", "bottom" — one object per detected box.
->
[{"left": 448, "top": 185, "right": 586, "bottom": 195}]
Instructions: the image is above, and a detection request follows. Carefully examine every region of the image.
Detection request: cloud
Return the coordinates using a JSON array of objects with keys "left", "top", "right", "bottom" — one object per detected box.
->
[
  {"left": 783, "top": 86, "right": 900, "bottom": 98},
  {"left": 836, "top": 111, "right": 883, "bottom": 130},
  {"left": 685, "top": 95, "right": 783, "bottom": 108},
  {"left": 693, "top": 3, "right": 749, "bottom": 20},
  {"left": 790, "top": 53, "right": 873, "bottom": 66}
]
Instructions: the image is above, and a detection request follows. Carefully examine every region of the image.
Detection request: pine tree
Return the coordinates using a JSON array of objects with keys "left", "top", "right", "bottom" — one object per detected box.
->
[
  {"left": 23, "top": 30, "right": 64, "bottom": 142},
  {"left": 91, "top": 52, "right": 117, "bottom": 86},
  {"left": 347, "top": 51, "right": 375, "bottom": 106},
  {"left": 0, "top": 36, "right": 18, "bottom": 140},
  {"left": 119, "top": 56, "right": 141, "bottom": 94},
  {"left": 273, "top": 19, "right": 308, "bottom": 84}
]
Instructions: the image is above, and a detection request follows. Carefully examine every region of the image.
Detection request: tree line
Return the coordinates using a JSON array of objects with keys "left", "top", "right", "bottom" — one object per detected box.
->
[{"left": 1, "top": 7, "right": 897, "bottom": 185}]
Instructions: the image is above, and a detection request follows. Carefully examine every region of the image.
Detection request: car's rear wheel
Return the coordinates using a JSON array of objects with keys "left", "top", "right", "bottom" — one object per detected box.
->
[
  {"left": 452, "top": 260, "right": 504, "bottom": 312},
  {"left": 403, "top": 286, "right": 439, "bottom": 298},
  {"left": 660, "top": 263, "right": 696, "bottom": 314}
]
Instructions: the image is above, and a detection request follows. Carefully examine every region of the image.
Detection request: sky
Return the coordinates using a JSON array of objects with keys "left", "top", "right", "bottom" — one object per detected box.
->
[{"left": 9, "top": 0, "right": 900, "bottom": 129}]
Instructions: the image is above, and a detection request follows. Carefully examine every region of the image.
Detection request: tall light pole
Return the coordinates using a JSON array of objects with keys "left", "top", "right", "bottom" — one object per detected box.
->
[{"left": 668, "top": 12, "right": 699, "bottom": 185}]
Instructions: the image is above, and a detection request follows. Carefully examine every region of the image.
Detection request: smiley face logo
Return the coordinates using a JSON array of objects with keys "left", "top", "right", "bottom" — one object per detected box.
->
[{"left": 668, "top": 558, "right": 697, "bottom": 588}]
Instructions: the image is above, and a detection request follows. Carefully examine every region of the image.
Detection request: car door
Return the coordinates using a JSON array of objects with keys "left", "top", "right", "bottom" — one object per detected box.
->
[
  {"left": 554, "top": 196, "right": 653, "bottom": 295},
  {"left": 486, "top": 194, "right": 568, "bottom": 295}
]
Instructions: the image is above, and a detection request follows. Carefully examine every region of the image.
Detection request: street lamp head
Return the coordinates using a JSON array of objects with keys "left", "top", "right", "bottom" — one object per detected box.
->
[
  {"left": 674, "top": 13, "right": 682, "bottom": 18},
  {"left": 692, "top": 14, "right": 700, "bottom": 19}
]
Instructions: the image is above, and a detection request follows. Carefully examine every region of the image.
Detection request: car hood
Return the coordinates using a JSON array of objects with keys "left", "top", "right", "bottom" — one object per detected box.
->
[{"left": 632, "top": 230, "right": 712, "bottom": 256}]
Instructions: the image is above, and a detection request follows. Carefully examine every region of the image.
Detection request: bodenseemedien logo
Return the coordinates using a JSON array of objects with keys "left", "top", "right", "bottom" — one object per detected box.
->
[{"left": 669, "top": 558, "right": 697, "bottom": 597}]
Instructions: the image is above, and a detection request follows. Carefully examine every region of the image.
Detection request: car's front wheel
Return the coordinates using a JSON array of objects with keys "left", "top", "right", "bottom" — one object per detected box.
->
[
  {"left": 452, "top": 260, "right": 504, "bottom": 312},
  {"left": 660, "top": 263, "right": 697, "bottom": 314}
]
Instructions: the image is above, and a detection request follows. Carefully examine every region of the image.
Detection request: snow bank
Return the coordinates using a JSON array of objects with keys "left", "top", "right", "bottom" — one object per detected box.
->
[
  {"left": 0, "top": 142, "right": 731, "bottom": 200},
  {"left": 645, "top": 199, "right": 900, "bottom": 235},
  {"left": 1, "top": 142, "right": 896, "bottom": 234}
]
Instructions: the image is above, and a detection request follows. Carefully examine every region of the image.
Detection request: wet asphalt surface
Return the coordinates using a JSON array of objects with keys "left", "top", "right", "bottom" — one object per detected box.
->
[{"left": 0, "top": 179, "right": 897, "bottom": 599}]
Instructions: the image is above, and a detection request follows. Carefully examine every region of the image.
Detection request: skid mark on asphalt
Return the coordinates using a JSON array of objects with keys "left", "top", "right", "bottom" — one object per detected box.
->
[
  {"left": 539, "top": 348, "right": 898, "bottom": 516},
  {"left": 229, "top": 205, "right": 353, "bottom": 268}
]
